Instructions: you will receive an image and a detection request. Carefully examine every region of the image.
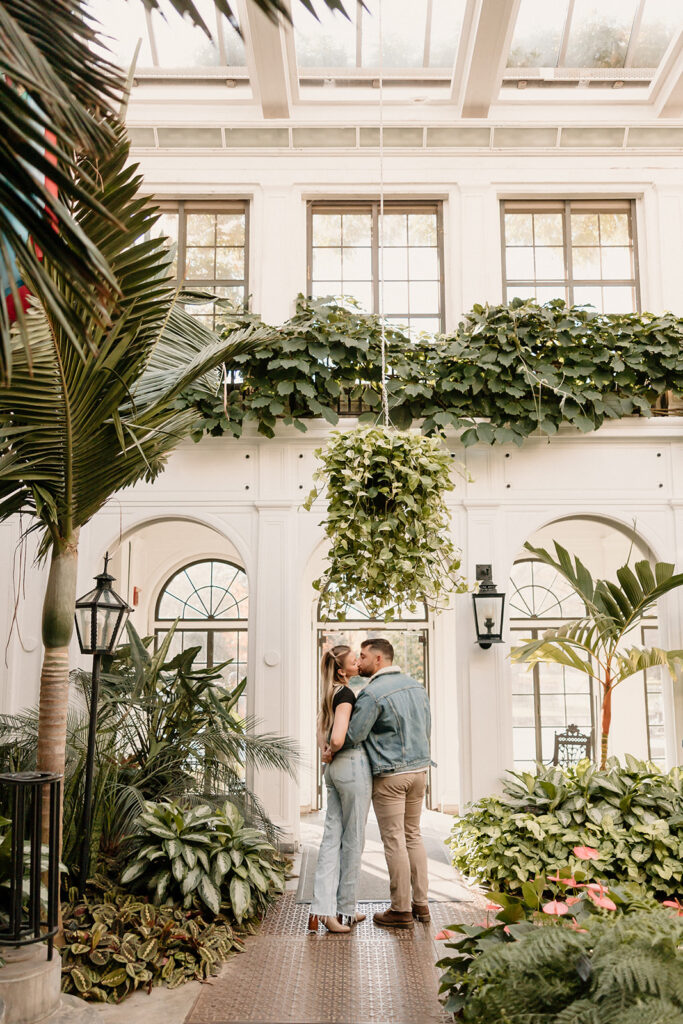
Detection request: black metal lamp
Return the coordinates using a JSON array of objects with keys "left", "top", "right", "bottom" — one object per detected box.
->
[
  {"left": 74, "top": 554, "right": 131, "bottom": 892},
  {"left": 472, "top": 564, "right": 505, "bottom": 650},
  {"left": 0, "top": 772, "right": 61, "bottom": 960}
]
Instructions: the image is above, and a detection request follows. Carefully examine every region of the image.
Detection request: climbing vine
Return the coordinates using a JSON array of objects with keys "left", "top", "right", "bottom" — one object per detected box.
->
[
  {"left": 304, "top": 426, "right": 466, "bottom": 618},
  {"left": 178, "top": 296, "right": 683, "bottom": 445}
]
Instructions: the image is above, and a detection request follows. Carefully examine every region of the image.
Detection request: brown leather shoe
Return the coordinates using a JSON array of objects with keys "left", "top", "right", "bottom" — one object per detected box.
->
[
  {"left": 373, "top": 909, "right": 414, "bottom": 930},
  {"left": 412, "top": 903, "right": 431, "bottom": 923}
]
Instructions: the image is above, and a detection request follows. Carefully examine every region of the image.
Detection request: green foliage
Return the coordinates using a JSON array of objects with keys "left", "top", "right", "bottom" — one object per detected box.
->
[
  {"left": 437, "top": 908, "right": 683, "bottom": 1022},
  {"left": 304, "top": 425, "right": 466, "bottom": 617},
  {"left": 0, "top": 622, "right": 298, "bottom": 873},
  {"left": 60, "top": 881, "right": 243, "bottom": 1004},
  {"left": 450, "top": 758, "right": 683, "bottom": 897},
  {"left": 121, "top": 799, "right": 285, "bottom": 923},
  {"left": 178, "top": 296, "right": 683, "bottom": 445}
]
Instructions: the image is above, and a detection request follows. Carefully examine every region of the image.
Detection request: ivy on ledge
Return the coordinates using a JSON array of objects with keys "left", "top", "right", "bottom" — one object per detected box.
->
[{"left": 176, "top": 296, "right": 683, "bottom": 447}]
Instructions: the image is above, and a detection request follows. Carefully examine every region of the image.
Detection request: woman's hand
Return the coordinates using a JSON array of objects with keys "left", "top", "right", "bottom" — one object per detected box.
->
[{"left": 321, "top": 744, "right": 333, "bottom": 764}]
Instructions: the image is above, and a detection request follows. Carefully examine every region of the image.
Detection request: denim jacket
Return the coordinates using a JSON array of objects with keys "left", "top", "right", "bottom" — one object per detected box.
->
[{"left": 342, "top": 668, "right": 433, "bottom": 776}]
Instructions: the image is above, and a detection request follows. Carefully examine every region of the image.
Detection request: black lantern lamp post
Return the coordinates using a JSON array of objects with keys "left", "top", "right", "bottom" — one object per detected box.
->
[
  {"left": 0, "top": 772, "right": 61, "bottom": 959},
  {"left": 472, "top": 564, "right": 505, "bottom": 650},
  {"left": 74, "top": 553, "right": 131, "bottom": 893}
]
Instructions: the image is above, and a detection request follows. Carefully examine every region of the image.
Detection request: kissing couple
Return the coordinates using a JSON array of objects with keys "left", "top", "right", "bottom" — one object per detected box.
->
[{"left": 307, "top": 637, "right": 433, "bottom": 934}]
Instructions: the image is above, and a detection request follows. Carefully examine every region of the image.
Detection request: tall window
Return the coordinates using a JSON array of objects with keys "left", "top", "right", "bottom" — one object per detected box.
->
[
  {"left": 155, "top": 559, "right": 248, "bottom": 713},
  {"left": 509, "top": 558, "right": 595, "bottom": 769},
  {"left": 152, "top": 202, "right": 249, "bottom": 328},
  {"left": 308, "top": 202, "right": 444, "bottom": 335},
  {"left": 641, "top": 622, "right": 666, "bottom": 766},
  {"left": 501, "top": 200, "right": 638, "bottom": 313}
]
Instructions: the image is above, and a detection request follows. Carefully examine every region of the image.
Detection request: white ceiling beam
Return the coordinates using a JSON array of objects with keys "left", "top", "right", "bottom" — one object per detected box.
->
[
  {"left": 239, "top": 0, "right": 292, "bottom": 119},
  {"left": 452, "top": 0, "right": 521, "bottom": 118},
  {"left": 649, "top": 27, "right": 683, "bottom": 117}
]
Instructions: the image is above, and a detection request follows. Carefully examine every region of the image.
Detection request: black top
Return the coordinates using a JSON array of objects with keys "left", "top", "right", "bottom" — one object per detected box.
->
[{"left": 332, "top": 685, "right": 356, "bottom": 712}]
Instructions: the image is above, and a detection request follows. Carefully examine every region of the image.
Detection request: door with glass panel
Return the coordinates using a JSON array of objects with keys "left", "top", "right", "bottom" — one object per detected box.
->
[{"left": 315, "top": 598, "right": 431, "bottom": 808}]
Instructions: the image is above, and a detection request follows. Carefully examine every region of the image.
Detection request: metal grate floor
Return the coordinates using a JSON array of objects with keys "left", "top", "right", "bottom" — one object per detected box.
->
[{"left": 186, "top": 895, "right": 486, "bottom": 1024}]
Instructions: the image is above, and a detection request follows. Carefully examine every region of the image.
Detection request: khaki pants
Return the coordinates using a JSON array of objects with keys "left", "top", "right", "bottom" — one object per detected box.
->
[{"left": 372, "top": 771, "right": 428, "bottom": 913}]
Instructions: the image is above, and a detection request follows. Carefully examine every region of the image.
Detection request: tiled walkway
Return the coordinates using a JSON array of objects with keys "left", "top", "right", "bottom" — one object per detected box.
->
[{"left": 186, "top": 895, "right": 484, "bottom": 1024}]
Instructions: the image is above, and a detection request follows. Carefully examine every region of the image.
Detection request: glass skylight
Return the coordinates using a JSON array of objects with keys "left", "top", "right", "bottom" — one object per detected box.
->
[
  {"left": 88, "top": 0, "right": 246, "bottom": 70},
  {"left": 293, "top": 0, "right": 465, "bottom": 71},
  {"left": 508, "top": 0, "right": 682, "bottom": 69}
]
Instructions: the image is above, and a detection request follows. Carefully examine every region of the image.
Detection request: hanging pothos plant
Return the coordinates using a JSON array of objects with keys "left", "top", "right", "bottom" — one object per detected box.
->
[{"left": 305, "top": 426, "right": 466, "bottom": 619}]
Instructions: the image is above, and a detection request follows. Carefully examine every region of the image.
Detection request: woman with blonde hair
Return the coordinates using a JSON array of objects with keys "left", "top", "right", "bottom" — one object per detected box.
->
[{"left": 307, "top": 644, "right": 372, "bottom": 934}]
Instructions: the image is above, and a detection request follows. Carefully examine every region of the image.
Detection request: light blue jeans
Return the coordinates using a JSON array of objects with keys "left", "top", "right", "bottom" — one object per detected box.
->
[{"left": 310, "top": 746, "right": 372, "bottom": 917}]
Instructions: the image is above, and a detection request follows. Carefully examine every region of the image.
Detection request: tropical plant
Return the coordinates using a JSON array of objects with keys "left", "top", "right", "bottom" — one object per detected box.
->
[
  {"left": 180, "top": 297, "right": 683, "bottom": 444},
  {"left": 60, "top": 880, "right": 243, "bottom": 1003},
  {"left": 510, "top": 542, "right": 683, "bottom": 766},
  {"left": 304, "top": 424, "right": 466, "bottom": 618},
  {"left": 120, "top": 800, "right": 285, "bottom": 922},
  {"left": 436, "top": 907, "right": 683, "bottom": 1022},
  {"left": 0, "top": 124, "right": 272, "bottom": 822},
  {"left": 0, "top": 624, "right": 298, "bottom": 871},
  {"left": 449, "top": 758, "right": 683, "bottom": 898},
  {"left": 1, "top": 0, "right": 348, "bottom": 376}
]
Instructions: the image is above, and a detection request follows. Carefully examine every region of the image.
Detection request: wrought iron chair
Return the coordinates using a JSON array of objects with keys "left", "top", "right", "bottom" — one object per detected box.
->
[{"left": 552, "top": 724, "right": 593, "bottom": 767}]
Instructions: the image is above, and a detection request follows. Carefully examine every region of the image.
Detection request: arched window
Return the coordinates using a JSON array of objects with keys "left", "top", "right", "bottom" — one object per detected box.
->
[
  {"left": 509, "top": 558, "right": 595, "bottom": 770},
  {"left": 155, "top": 559, "right": 248, "bottom": 694}
]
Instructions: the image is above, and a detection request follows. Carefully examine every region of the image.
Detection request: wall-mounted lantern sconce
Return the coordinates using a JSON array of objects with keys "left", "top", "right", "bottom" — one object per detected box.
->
[{"left": 472, "top": 564, "right": 505, "bottom": 650}]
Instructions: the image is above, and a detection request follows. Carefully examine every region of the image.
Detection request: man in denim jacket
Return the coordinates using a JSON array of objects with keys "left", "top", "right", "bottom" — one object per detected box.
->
[{"left": 327, "top": 637, "right": 432, "bottom": 930}]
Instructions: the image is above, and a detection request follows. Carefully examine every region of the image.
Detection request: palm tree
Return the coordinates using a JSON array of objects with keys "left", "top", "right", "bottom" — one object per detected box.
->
[
  {"left": 1, "top": 0, "right": 349, "bottom": 380},
  {"left": 511, "top": 541, "right": 683, "bottom": 768},
  {"left": 0, "top": 121, "right": 273, "bottom": 810}
]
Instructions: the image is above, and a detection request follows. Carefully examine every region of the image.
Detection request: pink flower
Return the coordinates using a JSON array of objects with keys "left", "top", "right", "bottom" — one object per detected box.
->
[
  {"left": 583, "top": 883, "right": 605, "bottom": 894},
  {"left": 662, "top": 899, "right": 683, "bottom": 917},
  {"left": 486, "top": 902, "right": 503, "bottom": 912},
  {"left": 503, "top": 925, "right": 511, "bottom": 934},
  {"left": 565, "top": 895, "right": 581, "bottom": 906},
  {"left": 573, "top": 845, "right": 600, "bottom": 860},
  {"left": 435, "top": 929, "right": 457, "bottom": 940},
  {"left": 542, "top": 900, "right": 569, "bottom": 916},
  {"left": 569, "top": 919, "right": 588, "bottom": 933},
  {"left": 588, "top": 892, "right": 616, "bottom": 911},
  {"left": 548, "top": 874, "right": 580, "bottom": 887}
]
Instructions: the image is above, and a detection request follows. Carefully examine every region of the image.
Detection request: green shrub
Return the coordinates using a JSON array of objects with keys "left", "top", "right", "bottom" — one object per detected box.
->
[
  {"left": 437, "top": 907, "right": 683, "bottom": 1022},
  {"left": 450, "top": 758, "right": 683, "bottom": 897},
  {"left": 61, "top": 882, "right": 243, "bottom": 1003},
  {"left": 121, "top": 800, "right": 285, "bottom": 922}
]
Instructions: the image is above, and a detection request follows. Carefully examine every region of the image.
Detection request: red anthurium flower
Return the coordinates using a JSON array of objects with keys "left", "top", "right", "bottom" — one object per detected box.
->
[
  {"left": 573, "top": 845, "right": 600, "bottom": 860},
  {"left": 584, "top": 883, "right": 605, "bottom": 894},
  {"left": 662, "top": 899, "right": 683, "bottom": 909},
  {"left": 486, "top": 902, "right": 503, "bottom": 912},
  {"left": 434, "top": 929, "right": 457, "bottom": 940},
  {"left": 542, "top": 900, "right": 569, "bottom": 916},
  {"left": 589, "top": 892, "right": 617, "bottom": 911},
  {"left": 565, "top": 895, "right": 581, "bottom": 906}
]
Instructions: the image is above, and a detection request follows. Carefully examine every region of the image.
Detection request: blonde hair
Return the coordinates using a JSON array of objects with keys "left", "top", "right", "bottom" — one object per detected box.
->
[{"left": 317, "top": 645, "right": 351, "bottom": 744}]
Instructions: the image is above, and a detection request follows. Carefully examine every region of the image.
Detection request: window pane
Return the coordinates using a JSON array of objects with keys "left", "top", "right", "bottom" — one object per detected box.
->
[
  {"left": 382, "top": 214, "right": 409, "bottom": 245},
  {"left": 343, "top": 246, "right": 372, "bottom": 278},
  {"left": 571, "top": 213, "right": 600, "bottom": 245},
  {"left": 534, "top": 213, "right": 563, "bottom": 245},
  {"left": 383, "top": 281, "right": 408, "bottom": 313},
  {"left": 536, "top": 286, "right": 567, "bottom": 304},
  {"left": 409, "top": 248, "right": 439, "bottom": 279},
  {"left": 535, "top": 247, "right": 565, "bottom": 279},
  {"left": 293, "top": 0, "right": 357, "bottom": 67},
  {"left": 540, "top": 692, "right": 567, "bottom": 727},
  {"left": 185, "top": 247, "right": 215, "bottom": 279},
  {"left": 630, "top": 0, "right": 682, "bottom": 67},
  {"left": 429, "top": 0, "right": 466, "bottom": 67},
  {"left": 313, "top": 214, "right": 342, "bottom": 246},
  {"left": 507, "top": 286, "right": 536, "bottom": 301},
  {"left": 187, "top": 214, "right": 216, "bottom": 245},
  {"left": 408, "top": 213, "right": 438, "bottom": 245},
  {"left": 153, "top": 0, "right": 222, "bottom": 68},
  {"left": 599, "top": 212, "right": 630, "bottom": 245},
  {"left": 215, "top": 247, "right": 244, "bottom": 279},
  {"left": 573, "top": 285, "right": 603, "bottom": 309},
  {"left": 312, "top": 280, "right": 342, "bottom": 300},
  {"left": 602, "top": 286, "right": 636, "bottom": 313},
  {"left": 312, "top": 247, "right": 342, "bottom": 279},
  {"left": 563, "top": 0, "right": 640, "bottom": 68},
  {"left": 513, "top": 728, "right": 538, "bottom": 761},
  {"left": 572, "top": 246, "right": 601, "bottom": 278},
  {"left": 505, "top": 213, "right": 534, "bottom": 245},
  {"left": 343, "top": 281, "right": 373, "bottom": 310},
  {"left": 217, "top": 214, "right": 245, "bottom": 245},
  {"left": 362, "top": 0, "right": 428, "bottom": 68},
  {"left": 513, "top": 695, "right": 536, "bottom": 727},
  {"left": 506, "top": 247, "right": 535, "bottom": 279},
  {"left": 343, "top": 214, "right": 372, "bottom": 245},
  {"left": 600, "top": 246, "right": 632, "bottom": 279},
  {"left": 409, "top": 280, "right": 440, "bottom": 315},
  {"left": 90, "top": 0, "right": 154, "bottom": 67},
  {"left": 383, "top": 247, "right": 409, "bottom": 279},
  {"left": 508, "top": 0, "right": 569, "bottom": 67}
]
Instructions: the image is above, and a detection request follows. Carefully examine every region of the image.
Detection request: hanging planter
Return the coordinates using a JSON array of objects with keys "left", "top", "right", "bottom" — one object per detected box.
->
[{"left": 305, "top": 425, "right": 466, "bottom": 619}]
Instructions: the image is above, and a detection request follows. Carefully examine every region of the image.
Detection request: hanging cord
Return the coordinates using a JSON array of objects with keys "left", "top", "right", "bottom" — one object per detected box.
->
[{"left": 378, "top": 0, "right": 390, "bottom": 428}]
